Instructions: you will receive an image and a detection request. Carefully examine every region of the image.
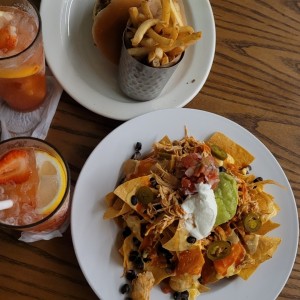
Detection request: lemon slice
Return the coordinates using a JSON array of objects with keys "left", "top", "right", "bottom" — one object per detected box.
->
[
  {"left": 0, "top": 64, "right": 41, "bottom": 79},
  {"left": 35, "top": 150, "right": 67, "bottom": 215}
]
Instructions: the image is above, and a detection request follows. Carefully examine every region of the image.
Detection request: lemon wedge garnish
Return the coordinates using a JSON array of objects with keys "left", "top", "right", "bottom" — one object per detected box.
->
[
  {"left": 0, "top": 64, "right": 41, "bottom": 79},
  {"left": 35, "top": 150, "right": 67, "bottom": 215}
]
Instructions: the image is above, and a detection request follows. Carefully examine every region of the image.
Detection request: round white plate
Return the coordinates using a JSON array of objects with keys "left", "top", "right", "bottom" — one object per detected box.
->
[
  {"left": 40, "top": 0, "right": 215, "bottom": 120},
  {"left": 71, "top": 108, "right": 298, "bottom": 300}
]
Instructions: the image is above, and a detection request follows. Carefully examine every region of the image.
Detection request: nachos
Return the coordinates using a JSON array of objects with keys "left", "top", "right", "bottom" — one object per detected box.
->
[{"left": 103, "top": 129, "right": 281, "bottom": 299}]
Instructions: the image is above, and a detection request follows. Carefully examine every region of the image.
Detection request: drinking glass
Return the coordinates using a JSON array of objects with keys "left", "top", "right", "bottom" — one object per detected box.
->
[
  {"left": 0, "top": 0, "right": 47, "bottom": 136},
  {"left": 0, "top": 137, "right": 71, "bottom": 236}
]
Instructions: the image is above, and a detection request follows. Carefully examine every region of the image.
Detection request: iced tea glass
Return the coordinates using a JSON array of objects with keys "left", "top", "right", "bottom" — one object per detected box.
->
[
  {"left": 0, "top": 137, "right": 71, "bottom": 235},
  {"left": 0, "top": 0, "right": 46, "bottom": 111}
]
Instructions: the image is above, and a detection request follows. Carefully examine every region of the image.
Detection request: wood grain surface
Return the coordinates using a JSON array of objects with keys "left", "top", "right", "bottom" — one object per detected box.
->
[{"left": 0, "top": 0, "right": 299, "bottom": 299}]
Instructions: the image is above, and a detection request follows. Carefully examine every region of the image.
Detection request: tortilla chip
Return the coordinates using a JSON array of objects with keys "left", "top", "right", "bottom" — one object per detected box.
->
[
  {"left": 163, "top": 220, "right": 200, "bottom": 251},
  {"left": 123, "top": 214, "right": 144, "bottom": 241},
  {"left": 239, "top": 235, "right": 281, "bottom": 280},
  {"left": 120, "top": 235, "right": 135, "bottom": 270},
  {"left": 256, "top": 220, "right": 280, "bottom": 235},
  {"left": 169, "top": 274, "right": 202, "bottom": 293},
  {"left": 103, "top": 193, "right": 132, "bottom": 219},
  {"left": 114, "top": 175, "right": 152, "bottom": 219},
  {"left": 144, "top": 263, "right": 174, "bottom": 285},
  {"left": 253, "top": 190, "right": 280, "bottom": 222},
  {"left": 207, "top": 132, "right": 254, "bottom": 167},
  {"left": 176, "top": 245, "right": 205, "bottom": 276}
]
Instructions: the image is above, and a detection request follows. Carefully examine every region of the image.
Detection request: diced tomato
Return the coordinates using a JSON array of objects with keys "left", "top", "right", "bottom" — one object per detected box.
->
[
  {"left": 180, "top": 153, "right": 219, "bottom": 193},
  {"left": 181, "top": 177, "right": 193, "bottom": 189},
  {"left": 181, "top": 153, "right": 201, "bottom": 168},
  {"left": 176, "top": 247, "right": 205, "bottom": 276},
  {"left": 213, "top": 242, "right": 246, "bottom": 276},
  {"left": 0, "top": 150, "right": 31, "bottom": 184}
]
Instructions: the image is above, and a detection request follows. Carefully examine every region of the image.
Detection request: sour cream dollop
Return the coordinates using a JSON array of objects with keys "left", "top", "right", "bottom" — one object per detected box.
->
[{"left": 181, "top": 183, "right": 217, "bottom": 240}]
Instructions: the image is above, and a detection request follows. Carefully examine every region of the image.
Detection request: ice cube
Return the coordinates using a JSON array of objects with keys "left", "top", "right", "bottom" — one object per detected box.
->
[
  {"left": 0, "top": 11, "right": 13, "bottom": 29},
  {"left": 21, "top": 212, "right": 34, "bottom": 225},
  {"left": 5, "top": 216, "right": 16, "bottom": 225}
]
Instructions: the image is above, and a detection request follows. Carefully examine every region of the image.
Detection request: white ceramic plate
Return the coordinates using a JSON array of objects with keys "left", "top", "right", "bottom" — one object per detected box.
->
[
  {"left": 71, "top": 108, "right": 298, "bottom": 300},
  {"left": 40, "top": 0, "right": 215, "bottom": 120}
]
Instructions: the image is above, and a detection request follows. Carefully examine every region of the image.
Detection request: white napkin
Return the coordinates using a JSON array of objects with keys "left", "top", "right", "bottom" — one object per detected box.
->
[
  {"left": 18, "top": 217, "right": 70, "bottom": 243},
  {"left": 0, "top": 72, "right": 63, "bottom": 141}
]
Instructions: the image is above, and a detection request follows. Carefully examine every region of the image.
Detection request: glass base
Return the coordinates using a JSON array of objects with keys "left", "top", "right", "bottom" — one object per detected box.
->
[
  {"left": 0, "top": 102, "right": 44, "bottom": 136},
  {"left": 0, "top": 75, "right": 62, "bottom": 140}
]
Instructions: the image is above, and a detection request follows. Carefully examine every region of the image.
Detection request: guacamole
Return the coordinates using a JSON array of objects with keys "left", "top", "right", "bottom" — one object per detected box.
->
[{"left": 214, "top": 172, "right": 238, "bottom": 226}]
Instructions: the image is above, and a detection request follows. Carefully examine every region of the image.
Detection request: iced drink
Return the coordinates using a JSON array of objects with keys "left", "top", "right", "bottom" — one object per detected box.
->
[
  {"left": 0, "top": 0, "right": 46, "bottom": 111},
  {"left": 0, "top": 138, "right": 70, "bottom": 233}
]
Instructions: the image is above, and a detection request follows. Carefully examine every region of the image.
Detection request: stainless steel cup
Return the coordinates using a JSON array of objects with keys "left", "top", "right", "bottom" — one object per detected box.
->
[{"left": 118, "top": 30, "right": 184, "bottom": 101}]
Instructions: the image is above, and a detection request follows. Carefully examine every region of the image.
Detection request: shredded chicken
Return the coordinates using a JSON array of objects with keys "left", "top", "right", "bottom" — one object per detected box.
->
[{"left": 131, "top": 271, "right": 155, "bottom": 300}]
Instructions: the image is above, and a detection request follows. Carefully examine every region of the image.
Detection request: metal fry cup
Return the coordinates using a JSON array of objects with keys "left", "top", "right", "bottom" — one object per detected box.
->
[{"left": 118, "top": 30, "right": 184, "bottom": 101}]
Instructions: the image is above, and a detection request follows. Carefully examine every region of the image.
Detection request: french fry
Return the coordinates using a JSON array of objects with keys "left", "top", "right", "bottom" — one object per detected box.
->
[
  {"left": 131, "top": 18, "right": 160, "bottom": 46},
  {"left": 154, "top": 23, "right": 165, "bottom": 34},
  {"left": 161, "top": 53, "right": 169, "bottom": 65},
  {"left": 170, "top": 0, "right": 184, "bottom": 26},
  {"left": 162, "top": 0, "right": 171, "bottom": 25},
  {"left": 148, "top": 50, "right": 156, "bottom": 63},
  {"left": 126, "top": 0, "right": 202, "bottom": 66},
  {"left": 179, "top": 25, "right": 194, "bottom": 34},
  {"left": 177, "top": 32, "right": 202, "bottom": 46},
  {"left": 128, "top": 47, "right": 154, "bottom": 57},
  {"left": 147, "top": 28, "right": 174, "bottom": 46},
  {"left": 141, "top": 1, "right": 153, "bottom": 19},
  {"left": 140, "top": 37, "right": 157, "bottom": 47},
  {"left": 162, "top": 26, "right": 179, "bottom": 40},
  {"left": 167, "top": 46, "right": 184, "bottom": 57},
  {"left": 155, "top": 47, "right": 164, "bottom": 60},
  {"left": 129, "top": 7, "right": 139, "bottom": 28},
  {"left": 151, "top": 57, "right": 161, "bottom": 67}
]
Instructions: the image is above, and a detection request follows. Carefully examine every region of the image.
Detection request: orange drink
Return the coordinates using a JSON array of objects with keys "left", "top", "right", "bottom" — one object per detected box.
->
[
  {"left": 0, "top": 138, "right": 70, "bottom": 233},
  {"left": 0, "top": 0, "right": 46, "bottom": 111}
]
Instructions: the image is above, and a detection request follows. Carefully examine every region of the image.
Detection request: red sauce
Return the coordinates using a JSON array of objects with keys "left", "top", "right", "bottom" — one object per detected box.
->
[{"left": 92, "top": 0, "right": 142, "bottom": 65}]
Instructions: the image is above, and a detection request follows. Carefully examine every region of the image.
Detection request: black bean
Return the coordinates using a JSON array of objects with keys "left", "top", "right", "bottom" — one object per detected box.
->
[
  {"left": 125, "top": 270, "right": 137, "bottom": 281},
  {"left": 150, "top": 177, "right": 157, "bottom": 187},
  {"left": 167, "top": 260, "right": 176, "bottom": 271},
  {"left": 253, "top": 177, "right": 263, "bottom": 183},
  {"left": 173, "top": 291, "right": 180, "bottom": 300},
  {"left": 120, "top": 283, "right": 130, "bottom": 294},
  {"left": 129, "top": 250, "right": 139, "bottom": 262},
  {"left": 132, "top": 237, "right": 141, "bottom": 248},
  {"left": 158, "top": 244, "right": 173, "bottom": 259},
  {"left": 155, "top": 204, "right": 162, "bottom": 210},
  {"left": 134, "top": 256, "right": 144, "bottom": 270},
  {"left": 135, "top": 142, "right": 142, "bottom": 151},
  {"left": 131, "top": 195, "right": 138, "bottom": 205},
  {"left": 122, "top": 226, "right": 131, "bottom": 238},
  {"left": 181, "top": 290, "right": 189, "bottom": 299},
  {"left": 143, "top": 257, "right": 151, "bottom": 263},
  {"left": 219, "top": 166, "right": 227, "bottom": 173},
  {"left": 187, "top": 236, "right": 197, "bottom": 244},
  {"left": 125, "top": 298, "right": 132, "bottom": 300}
]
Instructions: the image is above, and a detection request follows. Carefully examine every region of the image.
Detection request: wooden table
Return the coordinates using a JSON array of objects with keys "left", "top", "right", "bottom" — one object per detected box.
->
[{"left": 1, "top": 0, "right": 299, "bottom": 299}]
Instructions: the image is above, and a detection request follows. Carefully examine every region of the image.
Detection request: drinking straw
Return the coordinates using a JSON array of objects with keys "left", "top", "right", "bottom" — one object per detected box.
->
[{"left": 0, "top": 200, "right": 13, "bottom": 211}]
